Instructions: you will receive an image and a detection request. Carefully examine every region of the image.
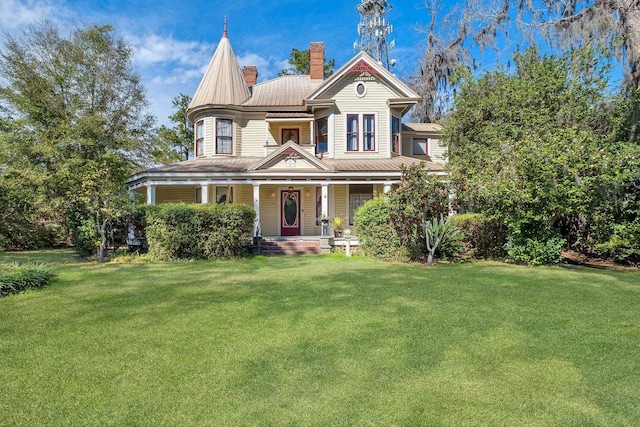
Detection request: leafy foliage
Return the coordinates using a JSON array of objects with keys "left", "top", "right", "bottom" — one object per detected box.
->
[
  {"left": 154, "top": 93, "right": 193, "bottom": 163},
  {"left": 144, "top": 203, "right": 255, "bottom": 260},
  {"left": 354, "top": 197, "right": 407, "bottom": 261},
  {"left": 424, "top": 216, "right": 462, "bottom": 266},
  {"left": 0, "top": 262, "right": 56, "bottom": 297},
  {"left": 449, "top": 213, "right": 507, "bottom": 259},
  {"left": 446, "top": 46, "right": 640, "bottom": 264},
  {"left": 278, "top": 48, "right": 335, "bottom": 78},
  {"left": 0, "top": 22, "right": 156, "bottom": 258}
]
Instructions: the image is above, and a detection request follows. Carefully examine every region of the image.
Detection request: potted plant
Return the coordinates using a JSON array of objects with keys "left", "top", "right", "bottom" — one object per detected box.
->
[{"left": 332, "top": 217, "right": 344, "bottom": 238}]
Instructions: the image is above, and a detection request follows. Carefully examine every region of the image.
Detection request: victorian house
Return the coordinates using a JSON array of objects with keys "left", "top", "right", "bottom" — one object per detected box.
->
[{"left": 127, "top": 25, "right": 445, "bottom": 247}]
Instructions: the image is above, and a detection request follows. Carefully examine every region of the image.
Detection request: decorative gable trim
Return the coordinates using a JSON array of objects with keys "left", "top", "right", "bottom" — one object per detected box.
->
[
  {"left": 306, "top": 51, "right": 420, "bottom": 102},
  {"left": 347, "top": 59, "right": 381, "bottom": 75},
  {"left": 248, "top": 141, "right": 331, "bottom": 171}
]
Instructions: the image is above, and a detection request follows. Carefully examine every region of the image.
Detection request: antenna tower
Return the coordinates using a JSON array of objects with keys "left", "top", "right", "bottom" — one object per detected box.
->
[{"left": 354, "top": 0, "right": 395, "bottom": 69}]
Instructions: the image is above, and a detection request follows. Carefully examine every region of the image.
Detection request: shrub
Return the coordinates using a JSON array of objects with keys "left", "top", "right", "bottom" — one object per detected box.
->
[
  {"left": 593, "top": 220, "right": 640, "bottom": 265},
  {"left": 354, "top": 197, "right": 408, "bottom": 261},
  {"left": 144, "top": 203, "right": 255, "bottom": 260},
  {"left": 505, "top": 226, "right": 565, "bottom": 266},
  {"left": 450, "top": 213, "right": 507, "bottom": 259},
  {"left": 0, "top": 262, "right": 57, "bottom": 297}
]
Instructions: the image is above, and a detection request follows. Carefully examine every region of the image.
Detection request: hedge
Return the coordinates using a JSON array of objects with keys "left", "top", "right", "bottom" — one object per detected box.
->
[
  {"left": 449, "top": 213, "right": 507, "bottom": 259},
  {"left": 144, "top": 203, "right": 255, "bottom": 260}
]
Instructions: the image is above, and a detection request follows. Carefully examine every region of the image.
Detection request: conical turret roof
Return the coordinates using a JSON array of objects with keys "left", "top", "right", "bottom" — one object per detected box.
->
[{"left": 187, "top": 22, "right": 251, "bottom": 120}]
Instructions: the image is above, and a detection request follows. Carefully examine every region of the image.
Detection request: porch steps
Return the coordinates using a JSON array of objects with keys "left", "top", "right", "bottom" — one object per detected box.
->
[{"left": 260, "top": 239, "right": 321, "bottom": 255}]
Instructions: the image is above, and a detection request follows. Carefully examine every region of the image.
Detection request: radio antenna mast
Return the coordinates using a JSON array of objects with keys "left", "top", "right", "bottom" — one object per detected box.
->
[{"left": 354, "top": 0, "right": 395, "bottom": 69}]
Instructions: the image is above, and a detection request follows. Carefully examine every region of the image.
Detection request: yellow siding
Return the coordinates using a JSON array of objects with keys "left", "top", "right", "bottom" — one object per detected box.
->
[
  {"left": 332, "top": 185, "right": 347, "bottom": 224},
  {"left": 202, "top": 117, "right": 215, "bottom": 157},
  {"left": 322, "top": 77, "right": 395, "bottom": 159},
  {"left": 235, "top": 184, "right": 253, "bottom": 207},
  {"left": 429, "top": 137, "right": 447, "bottom": 163},
  {"left": 156, "top": 186, "right": 197, "bottom": 204},
  {"left": 402, "top": 133, "right": 447, "bottom": 164},
  {"left": 259, "top": 186, "right": 279, "bottom": 236},
  {"left": 240, "top": 112, "right": 266, "bottom": 156}
]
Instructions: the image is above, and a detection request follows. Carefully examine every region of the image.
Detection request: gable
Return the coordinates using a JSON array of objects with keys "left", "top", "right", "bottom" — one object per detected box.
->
[
  {"left": 306, "top": 51, "right": 419, "bottom": 102},
  {"left": 248, "top": 142, "right": 330, "bottom": 171}
]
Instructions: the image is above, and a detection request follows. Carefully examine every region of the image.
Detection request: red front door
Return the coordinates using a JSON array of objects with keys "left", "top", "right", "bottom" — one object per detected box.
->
[{"left": 281, "top": 189, "right": 301, "bottom": 236}]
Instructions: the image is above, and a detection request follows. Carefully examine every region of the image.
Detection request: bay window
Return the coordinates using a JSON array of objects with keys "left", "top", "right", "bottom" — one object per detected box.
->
[
  {"left": 391, "top": 116, "right": 400, "bottom": 154},
  {"left": 216, "top": 118, "right": 233, "bottom": 154},
  {"left": 195, "top": 120, "right": 204, "bottom": 157},
  {"left": 315, "top": 117, "right": 328, "bottom": 154},
  {"left": 345, "top": 113, "right": 376, "bottom": 152},
  {"left": 347, "top": 115, "right": 359, "bottom": 151}
]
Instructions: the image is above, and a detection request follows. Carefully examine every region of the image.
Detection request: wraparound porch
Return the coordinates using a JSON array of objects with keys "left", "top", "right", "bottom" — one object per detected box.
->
[{"left": 130, "top": 180, "right": 395, "bottom": 238}]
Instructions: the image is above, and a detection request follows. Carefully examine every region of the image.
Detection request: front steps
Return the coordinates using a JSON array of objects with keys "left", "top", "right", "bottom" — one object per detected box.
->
[{"left": 259, "top": 238, "right": 322, "bottom": 255}]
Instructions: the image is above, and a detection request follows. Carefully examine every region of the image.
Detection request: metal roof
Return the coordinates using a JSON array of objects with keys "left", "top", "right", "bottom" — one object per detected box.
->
[
  {"left": 187, "top": 32, "right": 250, "bottom": 117},
  {"left": 243, "top": 75, "right": 323, "bottom": 107}
]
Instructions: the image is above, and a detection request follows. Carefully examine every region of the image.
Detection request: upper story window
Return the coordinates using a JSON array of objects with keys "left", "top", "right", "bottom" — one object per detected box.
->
[
  {"left": 315, "top": 116, "right": 328, "bottom": 154},
  {"left": 282, "top": 128, "right": 299, "bottom": 144},
  {"left": 346, "top": 113, "right": 376, "bottom": 152},
  {"left": 347, "top": 115, "right": 359, "bottom": 151},
  {"left": 216, "top": 118, "right": 233, "bottom": 154},
  {"left": 363, "top": 114, "right": 375, "bottom": 151},
  {"left": 195, "top": 120, "right": 204, "bottom": 157},
  {"left": 391, "top": 117, "right": 400, "bottom": 154},
  {"left": 411, "top": 138, "right": 428, "bottom": 156}
]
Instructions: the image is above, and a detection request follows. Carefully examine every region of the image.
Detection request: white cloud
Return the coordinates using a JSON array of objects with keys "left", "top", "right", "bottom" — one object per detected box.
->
[
  {"left": 129, "top": 33, "right": 215, "bottom": 67},
  {"left": 0, "top": 0, "right": 58, "bottom": 29}
]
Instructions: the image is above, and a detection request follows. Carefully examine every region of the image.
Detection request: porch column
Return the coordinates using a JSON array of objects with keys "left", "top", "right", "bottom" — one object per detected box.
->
[
  {"left": 383, "top": 181, "right": 392, "bottom": 193},
  {"left": 253, "top": 183, "right": 260, "bottom": 215},
  {"left": 321, "top": 183, "right": 329, "bottom": 218},
  {"left": 146, "top": 184, "right": 156, "bottom": 205},
  {"left": 200, "top": 184, "right": 209, "bottom": 204}
]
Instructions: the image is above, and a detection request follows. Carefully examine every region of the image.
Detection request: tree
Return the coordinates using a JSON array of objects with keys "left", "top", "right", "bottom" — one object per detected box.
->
[
  {"left": 0, "top": 21, "right": 156, "bottom": 259},
  {"left": 445, "top": 46, "right": 640, "bottom": 263},
  {"left": 278, "top": 48, "right": 335, "bottom": 78},
  {"left": 154, "top": 93, "right": 193, "bottom": 163},
  {"left": 410, "top": 0, "right": 640, "bottom": 123}
]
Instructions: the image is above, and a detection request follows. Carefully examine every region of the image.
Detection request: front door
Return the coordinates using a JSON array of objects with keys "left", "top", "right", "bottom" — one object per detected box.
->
[{"left": 281, "top": 189, "right": 301, "bottom": 236}]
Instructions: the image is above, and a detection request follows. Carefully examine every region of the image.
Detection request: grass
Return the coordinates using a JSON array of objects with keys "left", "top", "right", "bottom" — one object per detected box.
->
[{"left": 1, "top": 250, "right": 639, "bottom": 426}]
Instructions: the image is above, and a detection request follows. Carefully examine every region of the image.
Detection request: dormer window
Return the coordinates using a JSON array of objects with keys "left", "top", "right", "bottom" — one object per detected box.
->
[
  {"left": 195, "top": 120, "right": 204, "bottom": 157},
  {"left": 216, "top": 118, "right": 233, "bottom": 154}
]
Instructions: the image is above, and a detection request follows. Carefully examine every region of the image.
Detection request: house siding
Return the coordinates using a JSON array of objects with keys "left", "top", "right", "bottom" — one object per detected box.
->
[
  {"left": 322, "top": 77, "right": 395, "bottom": 159},
  {"left": 240, "top": 112, "right": 266, "bottom": 156},
  {"left": 156, "top": 186, "right": 197, "bottom": 204}
]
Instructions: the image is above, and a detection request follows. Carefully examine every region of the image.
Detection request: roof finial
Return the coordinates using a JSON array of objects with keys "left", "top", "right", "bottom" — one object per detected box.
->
[{"left": 223, "top": 16, "right": 228, "bottom": 38}]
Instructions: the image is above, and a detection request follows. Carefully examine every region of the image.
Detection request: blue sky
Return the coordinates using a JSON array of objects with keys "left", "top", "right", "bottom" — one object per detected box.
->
[{"left": 2, "top": 0, "right": 458, "bottom": 126}]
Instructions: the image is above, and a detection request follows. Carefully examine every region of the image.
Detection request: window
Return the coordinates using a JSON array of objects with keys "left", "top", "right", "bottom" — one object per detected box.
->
[
  {"left": 195, "top": 187, "right": 202, "bottom": 203},
  {"left": 282, "top": 128, "right": 299, "bottom": 144},
  {"left": 347, "top": 115, "right": 359, "bottom": 151},
  {"left": 355, "top": 81, "right": 367, "bottom": 97},
  {"left": 349, "top": 184, "right": 373, "bottom": 225},
  {"left": 195, "top": 120, "right": 204, "bottom": 157},
  {"left": 363, "top": 114, "right": 375, "bottom": 151},
  {"left": 412, "top": 138, "right": 428, "bottom": 156},
  {"left": 345, "top": 113, "right": 376, "bottom": 152},
  {"left": 315, "top": 117, "right": 328, "bottom": 154},
  {"left": 391, "top": 117, "right": 400, "bottom": 154},
  {"left": 216, "top": 119, "right": 233, "bottom": 154},
  {"left": 216, "top": 186, "right": 233, "bottom": 204}
]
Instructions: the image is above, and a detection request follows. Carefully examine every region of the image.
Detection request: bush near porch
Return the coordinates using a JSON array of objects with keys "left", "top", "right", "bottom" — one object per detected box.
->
[{"left": 144, "top": 203, "right": 255, "bottom": 260}]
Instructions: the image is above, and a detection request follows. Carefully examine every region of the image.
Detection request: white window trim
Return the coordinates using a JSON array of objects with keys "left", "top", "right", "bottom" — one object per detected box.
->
[
  {"left": 195, "top": 119, "right": 205, "bottom": 157},
  {"left": 344, "top": 112, "right": 378, "bottom": 153},
  {"left": 411, "top": 137, "right": 430, "bottom": 156},
  {"left": 214, "top": 116, "right": 236, "bottom": 156},
  {"left": 391, "top": 115, "right": 401, "bottom": 156},
  {"left": 354, "top": 81, "right": 367, "bottom": 98}
]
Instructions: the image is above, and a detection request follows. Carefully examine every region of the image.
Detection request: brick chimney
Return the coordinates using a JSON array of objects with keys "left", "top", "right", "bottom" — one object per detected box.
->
[
  {"left": 309, "top": 42, "right": 324, "bottom": 80},
  {"left": 243, "top": 65, "right": 258, "bottom": 87}
]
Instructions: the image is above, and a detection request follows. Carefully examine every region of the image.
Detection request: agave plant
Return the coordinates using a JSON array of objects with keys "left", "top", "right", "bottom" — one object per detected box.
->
[{"left": 424, "top": 215, "right": 460, "bottom": 266}]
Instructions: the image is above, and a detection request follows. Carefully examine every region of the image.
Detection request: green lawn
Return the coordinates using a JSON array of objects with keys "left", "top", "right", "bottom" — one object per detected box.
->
[{"left": 1, "top": 250, "right": 639, "bottom": 426}]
